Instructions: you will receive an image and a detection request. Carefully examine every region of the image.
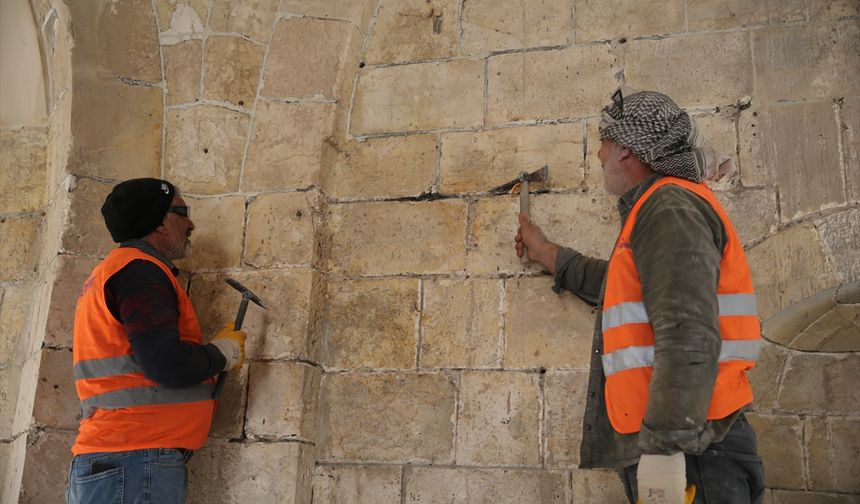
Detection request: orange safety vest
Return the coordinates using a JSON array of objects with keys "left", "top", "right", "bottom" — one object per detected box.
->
[
  {"left": 602, "top": 177, "right": 760, "bottom": 434},
  {"left": 72, "top": 247, "right": 215, "bottom": 454}
]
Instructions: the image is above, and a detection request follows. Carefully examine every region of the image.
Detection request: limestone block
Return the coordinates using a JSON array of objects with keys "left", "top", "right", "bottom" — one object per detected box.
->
[
  {"left": 69, "top": 0, "right": 160, "bottom": 82},
  {"left": 745, "top": 413, "right": 805, "bottom": 489},
  {"left": 585, "top": 118, "right": 609, "bottom": 195},
  {"left": 313, "top": 465, "right": 401, "bottom": 504},
  {"left": 762, "top": 288, "right": 838, "bottom": 348},
  {"left": 156, "top": 0, "right": 209, "bottom": 34},
  {"left": 365, "top": 0, "right": 458, "bottom": 64},
  {"left": 738, "top": 107, "right": 769, "bottom": 187},
  {"left": 244, "top": 191, "right": 320, "bottom": 268},
  {"left": 164, "top": 40, "right": 201, "bottom": 105},
  {"left": 0, "top": 366, "right": 22, "bottom": 439},
  {"left": 262, "top": 18, "right": 351, "bottom": 100},
  {"left": 504, "top": 277, "right": 596, "bottom": 369},
  {"left": 246, "top": 361, "right": 320, "bottom": 440},
  {"left": 747, "top": 224, "right": 838, "bottom": 320},
  {"left": 812, "top": 0, "right": 860, "bottom": 20},
  {"left": 164, "top": 106, "right": 250, "bottom": 195},
  {"left": 487, "top": 46, "right": 617, "bottom": 125},
  {"left": 328, "top": 135, "right": 436, "bottom": 200},
  {"left": 329, "top": 200, "right": 467, "bottom": 275},
  {"left": 18, "top": 430, "right": 75, "bottom": 504},
  {"left": 574, "top": 0, "right": 684, "bottom": 42},
  {"left": 243, "top": 101, "right": 335, "bottom": 191},
  {"left": 61, "top": 178, "right": 113, "bottom": 257},
  {"left": 318, "top": 372, "right": 456, "bottom": 462},
  {"left": 692, "top": 113, "right": 738, "bottom": 183},
  {"left": 324, "top": 278, "right": 419, "bottom": 370},
  {"left": 843, "top": 97, "right": 860, "bottom": 202},
  {"left": 770, "top": 490, "right": 860, "bottom": 504},
  {"left": 457, "top": 371, "right": 540, "bottom": 465},
  {"left": 202, "top": 36, "right": 264, "bottom": 107},
  {"left": 279, "top": 0, "right": 377, "bottom": 33},
  {"left": 439, "top": 123, "right": 584, "bottom": 194},
  {"left": 44, "top": 255, "right": 101, "bottom": 347},
  {"left": 688, "top": 0, "right": 805, "bottom": 30},
  {"left": 467, "top": 193, "right": 617, "bottom": 275},
  {"left": 209, "top": 364, "right": 248, "bottom": 439},
  {"left": 31, "top": 348, "right": 77, "bottom": 429},
  {"left": 69, "top": 77, "right": 161, "bottom": 180},
  {"left": 0, "top": 435, "right": 26, "bottom": 504},
  {"left": 0, "top": 127, "right": 47, "bottom": 213},
  {"left": 544, "top": 370, "right": 588, "bottom": 467},
  {"left": 791, "top": 304, "right": 860, "bottom": 352},
  {"left": 714, "top": 188, "right": 777, "bottom": 245},
  {"left": 748, "top": 340, "right": 789, "bottom": 410},
  {"left": 351, "top": 60, "right": 484, "bottom": 135},
  {"left": 421, "top": 278, "right": 501, "bottom": 369},
  {"left": 625, "top": 32, "right": 752, "bottom": 109},
  {"left": 0, "top": 284, "right": 34, "bottom": 364},
  {"left": 818, "top": 210, "right": 860, "bottom": 285},
  {"left": 0, "top": 217, "right": 39, "bottom": 281},
  {"left": 173, "top": 195, "right": 244, "bottom": 270},
  {"left": 778, "top": 353, "right": 860, "bottom": 414},
  {"left": 190, "top": 268, "right": 324, "bottom": 360},
  {"left": 460, "top": 0, "right": 570, "bottom": 54},
  {"left": 807, "top": 416, "right": 860, "bottom": 493},
  {"left": 187, "top": 440, "right": 314, "bottom": 503},
  {"left": 210, "top": 0, "right": 279, "bottom": 42},
  {"left": 753, "top": 22, "right": 860, "bottom": 103},
  {"left": 404, "top": 467, "right": 568, "bottom": 503},
  {"left": 570, "top": 469, "right": 628, "bottom": 504}
]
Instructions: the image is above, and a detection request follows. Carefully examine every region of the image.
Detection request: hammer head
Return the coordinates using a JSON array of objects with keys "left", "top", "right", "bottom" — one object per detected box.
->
[
  {"left": 225, "top": 278, "right": 267, "bottom": 309},
  {"left": 491, "top": 165, "right": 550, "bottom": 194}
]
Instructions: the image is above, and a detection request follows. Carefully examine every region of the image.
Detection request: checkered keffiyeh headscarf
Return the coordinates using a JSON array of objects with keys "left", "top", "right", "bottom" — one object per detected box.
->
[{"left": 598, "top": 87, "right": 727, "bottom": 182}]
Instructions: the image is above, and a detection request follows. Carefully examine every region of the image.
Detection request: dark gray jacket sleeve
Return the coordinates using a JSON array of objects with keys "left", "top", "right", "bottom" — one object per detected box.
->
[{"left": 552, "top": 247, "right": 608, "bottom": 306}]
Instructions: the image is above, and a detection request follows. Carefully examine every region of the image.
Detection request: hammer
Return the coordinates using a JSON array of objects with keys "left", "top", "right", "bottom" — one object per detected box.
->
[
  {"left": 491, "top": 165, "right": 550, "bottom": 263},
  {"left": 213, "top": 278, "right": 267, "bottom": 399}
]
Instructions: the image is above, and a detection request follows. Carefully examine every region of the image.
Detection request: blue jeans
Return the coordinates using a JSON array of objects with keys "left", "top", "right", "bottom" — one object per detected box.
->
[
  {"left": 66, "top": 448, "right": 190, "bottom": 504},
  {"left": 619, "top": 414, "right": 766, "bottom": 504}
]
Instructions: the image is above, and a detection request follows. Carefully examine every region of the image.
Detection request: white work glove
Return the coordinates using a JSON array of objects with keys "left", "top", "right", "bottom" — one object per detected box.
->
[
  {"left": 637, "top": 452, "right": 687, "bottom": 504},
  {"left": 210, "top": 323, "right": 247, "bottom": 372}
]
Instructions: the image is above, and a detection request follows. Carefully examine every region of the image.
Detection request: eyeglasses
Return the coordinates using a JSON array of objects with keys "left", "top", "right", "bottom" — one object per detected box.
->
[{"left": 167, "top": 205, "right": 190, "bottom": 218}]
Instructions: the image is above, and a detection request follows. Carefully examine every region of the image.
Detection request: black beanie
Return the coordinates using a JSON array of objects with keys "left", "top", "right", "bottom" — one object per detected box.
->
[{"left": 101, "top": 178, "right": 176, "bottom": 243}]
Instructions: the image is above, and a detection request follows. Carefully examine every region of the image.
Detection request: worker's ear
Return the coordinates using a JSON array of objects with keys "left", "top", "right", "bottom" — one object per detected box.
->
[{"left": 617, "top": 145, "right": 634, "bottom": 161}]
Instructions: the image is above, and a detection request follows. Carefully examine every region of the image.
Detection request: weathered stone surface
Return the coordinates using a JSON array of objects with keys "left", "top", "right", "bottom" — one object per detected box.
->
[
  {"left": 791, "top": 304, "right": 860, "bottom": 352},
  {"left": 210, "top": 0, "right": 279, "bottom": 42},
  {"left": 714, "top": 188, "right": 778, "bottom": 245},
  {"left": 209, "top": 364, "right": 248, "bottom": 439},
  {"left": 0, "top": 366, "right": 22, "bottom": 439},
  {"left": 753, "top": 21, "right": 860, "bottom": 103},
  {"left": 812, "top": 0, "right": 860, "bottom": 19},
  {"left": 0, "top": 127, "right": 46, "bottom": 213},
  {"left": 164, "top": 106, "right": 249, "bottom": 194},
  {"left": 404, "top": 467, "right": 568, "bottom": 503},
  {"left": 769, "top": 490, "right": 860, "bottom": 504},
  {"left": 625, "top": 32, "right": 752, "bottom": 109},
  {"left": 244, "top": 191, "right": 320, "bottom": 267},
  {"left": 467, "top": 193, "right": 617, "bottom": 275},
  {"left": 324, "top": 278, "right": 419, "bottom": 370},
  {"left": 365, "top": 0, "right": 458, "bottom": 64},
  {"left": 243, "top": 101, "right": 335, "bottom": 191},
  {"left": 457, "top": 371, "right": 541, "bottom": 465},
  {"left": 313, "top": 465, "right": 401, "bottom": 504},
  {"left": 762, "top": 288, "right": 837, "bottom": 347},
  {"left": 571, "top": 469, "right": 628, "bottom": 503},
  {"left": 778, "top": 353, "right": 860, "bottom": 414},
  {"left": 745, "top": 413, "right": 805, "bottom": 489},
  {"left": 318, "top": 373, "right": 456, "bottom": 462},
  {"left": 44, "top": 256, "right": 100, "bottom": 347},
  {"left": 190, "top": 268, "right": 324, "bottom": 360},
  {"left": 688, "top": 0, "right": 805, "bottom": 30},
  {"left": 188, "top": 440, "right": 313, "bottom": 503},
  {"left": 0, "top": 435, "right": 26, "bottom": 504},
  {"left": 69, "top": 77, "right": 162, "bottom": 180},
  {"left": 328, "top": 134, "right": 436, "bottom": 200},
  {"left": 174, "top": 195, "right": 244, "bottom": 270},
  {"left": 421, "top": 278, "right": 500, "bottom": 369},
  {"left": 280, "top": 0, "right": 376, "bottom": 31},
  {"left": 163, "top": 40, "right": 201, "bottom": 106},
  {"left": 544, "top": 370, "right": 588, "bottom": 467},
  {"left": 156, "top": 0, "right": 209, "bottom": 34},
  {"left": 748, "top": 339, "right": 789, "bottom": 410},
  {"left": 504, "top": 277, "right": 596, "bottom": 369},
  {"left": 0, "top": 284, "right": 33, "bottom": 365},
  {"left": 351, "top": 60, "right": 484, "bottom": 135},
  {"left": 262, "top": 18, "right": 351, "bottom": 99},
  {"left": 818, "top": 209, "right": 860, "bottom": 283},
  {"left": 18, "top": 430, "right": 75, "bottom": 504},
  {"left": 747, "top": 224, "right": 838, "bottom": 319},
  {"left": 439, "top": 123, "right": 584, "bottom": 194},
  {"left": 31, "top": 348, "right": 77, "bottom": 429},
  {"left": 460, "top": 0, "right": 570, "bottom": 54},
  {"left": 844, "top": 97, "right": 860, "bottom": 203},
  {"left": 329, "top": 200, "right": 467, "bottom": 275},
  {"left": 807, "top": 416, "right": 860, "bottom": 493},
  {"left": 574, "top": 0, "right": 684, "bottom": 42},
  {"left": 585, "top": 118, "right": 609, "bottom": 195},
  {"left": 487, "top": 46, "right": 617, "bottom": 124},
  {"left": 246, "top": 361, "right": 320, "bottom": 440},
  {"left": 61, "top": 178, "right": 113, "bottom": 257},
  {"left": 0, "top": 217, "right": 39, "bottom": 281},
  {"left": 737, "top": 106, "right": 768, "bottom": 187},
  {"left": 693, "top": 112, "right": 740, "bottom": 191},
  {"left": 203, "top": 36, "right": 264, "bottom": 107}
]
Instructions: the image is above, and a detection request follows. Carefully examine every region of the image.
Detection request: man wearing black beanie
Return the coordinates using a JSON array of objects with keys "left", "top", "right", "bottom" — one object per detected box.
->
[{"left": 66, "top": 178, "right": 246, "bottom": 504}]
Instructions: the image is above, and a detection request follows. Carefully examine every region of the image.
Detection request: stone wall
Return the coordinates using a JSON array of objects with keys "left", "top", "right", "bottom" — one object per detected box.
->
[{"left": 1, "top": 0, "right": 858, "bottom": 503}]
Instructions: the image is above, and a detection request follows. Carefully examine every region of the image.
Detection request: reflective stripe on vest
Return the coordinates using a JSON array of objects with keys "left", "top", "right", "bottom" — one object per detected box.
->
[
  {"left": 602, "top": 339, "right": 762, "bottom": 376},
  {"left": 602, "top": 293, "right": 759, "bottom": 332},
  {"left": 74, "top": 354, "right": 143, "bottom": 380},
  {"left": 80, "top": 383, "right": 215, "bottom": 420}
]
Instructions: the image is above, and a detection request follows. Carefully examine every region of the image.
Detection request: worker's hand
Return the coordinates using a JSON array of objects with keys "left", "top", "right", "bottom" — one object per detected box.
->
[
  {"left": 210, "top": 323, "right": 247, "bottom": 372},
  {"left": 637, "top": 452, "right": 687, "bottom": 504},
  {"left": 515, "top": 213, "right": 560, "bottom": 273}
]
